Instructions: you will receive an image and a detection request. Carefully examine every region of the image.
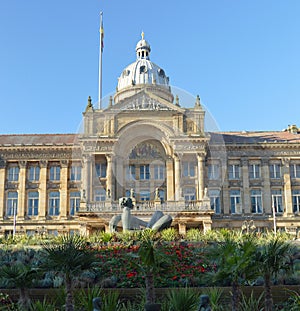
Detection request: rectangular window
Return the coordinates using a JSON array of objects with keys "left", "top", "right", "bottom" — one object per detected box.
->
[
  {"left": 251, "top": 189, "right": 263, "bottom": 213},
  {"left": 183, "top": 187, "right": 196, "bottom": 201},
  {"left": 230, "top": 189, "right": 241, "bottom": 214},
  {"left": 154, "top": 164, "right": 165, "bottom": 180},
  {"left": 95, "top": 163, "right": 107, "bottom": 178},
  {"left": 49, "top": 166, "right": 60, "bottom": 181},
  {"left": 271, "top": 189, "right": 283, "bottom": 213},
  {"left": 292, "top": 189, "right": 300, "bottom": 213},
  {"left": 140, "top": 165, "right": 150, "bottom": 180},
  {"left": 208, "top": 164, "right": 220, "bottom": 180},
  {"left": 48, "top": 191, "right": 60, "bottom": 216},
  {"left": 208, "top": 189, "right": 221, "bottom": 214},
  {"left": 70, "top": 165, "right": 81, "bottom": 181},
  {"left": 182, "top": 162, "right": 196, "bottom": 177},
  {"left": 269, "top": 164, "right": 281, "bottom": 179},
  {"left": 249, "top": 164, "right": 260, "bottom": 179},
  {"left": 140, "top": 190, "right": 150, "bottom": 201},
  {"left": 290, "top": 164, "right": 300, "bottom": 178},
  {"left": 27, "top": 191, "right": 39, "bottom": 216},
  {"left": 126, "top": 165, "right": 136, "bottom": 180},
  {"left": 70, "top": 191, "right": 81, "bottom": 215},
  {"left": 95, "top": 188, "right": 106, "bottom": 201},
  {"left": 6, "top": 191, "right": 18, "bottom": 216},
  {"left": 28, "top": 166, "right": 40, "bottom": 181},
  {"left": 228, "top": 164, "right": 240, "bottom": 180},
  {"left": 8, "top": 166, "right": 19, "bottom": 181}
]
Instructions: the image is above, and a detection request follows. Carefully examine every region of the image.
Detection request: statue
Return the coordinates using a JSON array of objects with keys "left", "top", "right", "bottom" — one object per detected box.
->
[
  {"left": 198, "top": 294, "right": 211, "bottom": 311},
  {"left": 92, "top": 297, "right": 102, "bottom": 311},
  {"left": 109, "top": 197, "right": 172, "bottom": 232}
]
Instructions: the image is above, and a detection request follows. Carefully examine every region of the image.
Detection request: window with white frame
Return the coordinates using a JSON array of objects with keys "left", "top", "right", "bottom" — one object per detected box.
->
[
  {"left": 292, "top": 189, "right": 300, "bottom": 213},
  {"left": 249, "top": 164, "right": 261, "bottom": 179},
  {"left": 140, "top": 165, "right": 150, "bottom": 180},
  {"left": 269, "top": 164, "right": 281, "bottom": 179},
  {"left": 250, "top": 189, "right": 263, "bottom": 213},
  {"left": 154, "top": 164, "right": 165, "bottom": 180},
  {"left": 27, "top": 191, "right": 39, "bottom": 216},
  {"left": 70, "top": 165, "right": 81, "bottom": 181},
  {"left": 208, "top": 189, "right": 221, "bottom": 214},
  {"left": 95, "top": 188, "right": 106, "bottom": 201},
  {"left": 28, "top": 165, "right": 40, "bottom": 181},
  {"left": 228, "top": 164, "right": 240, "bottom": 180},
  {"left": 49, "top": 166, "right": 60, "bottom": 181},
  {"left": 183, "top": 187, "right": 196, "bottom": 201},
  {"left": 271, "top": 189, "right": 283, "bottom": 213},
  {"left": 290, "top": 164, "right": 300, "bottom": 178},
  {"left": 48, "top": 191, "right": 60, "bottom": 216},
  {"left": 230, "top": 189, "right": 242, "bottom": 214},
  {"left": 182, "top": 161, "right": 196, "bottom": 177},
  {"left": 7, "top": 166, "right": 19, "bottom": 181},
  {"left": 95, "top": 163, "right": 107, "bottom": 178},
  {"left": 140, "top": 190, "right": 150, "bottom": 201},
  {"left": 70, "top": 191, "right": 81, "bottom": 215},
  {"left": 6, "top": 191, "right": 18, "bottom": 217},
  {"left": 126, "top": 165, "right": 136, "bottom": 180},
  {"left": 208, "top": 164, "right": 220, "bottom": 180}
]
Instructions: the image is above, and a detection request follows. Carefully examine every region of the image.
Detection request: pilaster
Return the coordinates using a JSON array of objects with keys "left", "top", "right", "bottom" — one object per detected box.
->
[
  {"left": 174, "top": 154, "right": 181, "bottom": 201},
  {"left": 18, "top": 161, "right": 27, "bottom": 219},
  {"left": 197, "top": 154, "right": 205, "bottom": 201},
  {"left": 60, "top": 160, "right": 69, "bottom": 218},
  {"left": 166, "top": 156, "right": 174, "bottom": 201},
  {"left": 241, "top": 158, "right": 251, "bottom": 214},
  {"left": 0, "top": 161, "right": 6, "bottom": 219},
  {"left": 282, "top": 158, "right": 293, "bottom": 215},
  {"left": 106, "top": 154, "right": 113, "bottom": 201},
  {"left": 39, "top": 160, "right": 48, "bottom": 219},
  {"left": 262, "top": 157, "right": 271, "bottom": 214}
]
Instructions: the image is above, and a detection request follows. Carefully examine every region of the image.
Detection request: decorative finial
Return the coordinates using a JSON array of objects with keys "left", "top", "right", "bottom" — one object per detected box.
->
[
  {"left": 88, "top": 96, "right": 92, "bottom": 107},
  {"left": 141, "top": 31, "right": 144, "bottom": 40},
  {"left": 175, "top": 95, "right": 180, "bottom": 106},
  {"left": 195, "top": 95, "right": 200, "bottom": 106},
  {"left": 109, "top": 96, "right": 113, "bottom": 107}
]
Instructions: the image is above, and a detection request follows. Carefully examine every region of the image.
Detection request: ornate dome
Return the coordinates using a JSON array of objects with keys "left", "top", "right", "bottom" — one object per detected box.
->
[{"left": 114, "top": 33, "right": 173, "bottom": 104}]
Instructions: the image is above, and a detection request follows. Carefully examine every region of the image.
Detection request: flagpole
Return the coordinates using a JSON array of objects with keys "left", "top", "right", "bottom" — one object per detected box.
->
[{"left": 98, "top": 12, "right": 103, "bottom": 109}]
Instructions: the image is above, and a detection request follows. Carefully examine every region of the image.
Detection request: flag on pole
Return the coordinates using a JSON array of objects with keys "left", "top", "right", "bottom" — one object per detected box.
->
[{"left": 100, "top": 12, "right": 104, "bottom": 52}]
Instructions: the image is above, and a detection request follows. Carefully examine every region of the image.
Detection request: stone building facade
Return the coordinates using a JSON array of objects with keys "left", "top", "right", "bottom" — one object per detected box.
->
[{"left": 0, "top": 35, "right": 300, "bottom": 236}]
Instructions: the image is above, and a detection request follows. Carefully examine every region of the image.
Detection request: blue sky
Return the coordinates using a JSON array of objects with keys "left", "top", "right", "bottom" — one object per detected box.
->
[{"left": 0, "top": 0, "right": 299, "bottom": 134}]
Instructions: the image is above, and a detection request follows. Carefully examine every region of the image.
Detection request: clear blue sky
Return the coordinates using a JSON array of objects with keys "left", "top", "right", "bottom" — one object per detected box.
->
[{"left": 0, "top": 0, "right": 299, "bottom": 134}]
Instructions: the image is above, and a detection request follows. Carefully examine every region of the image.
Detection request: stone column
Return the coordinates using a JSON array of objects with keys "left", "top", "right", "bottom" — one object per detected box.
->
[
  {"left": 197, "top": 154, "right": 205, "bottom": 201},
  {"left": 282, "top": 158, "right": 293, "bottom": 215},
  {"left": 60, "top": 160, "right": 69, "bottom": 218},
  {"left": 114, "top": 156, "right": 124, "bottom": 199},
  {"left": 82, "top": 155, "right": 92, "bottom": 203},
  {"left": 106, "top": 154, "right": 113, "bottom": 201},
  {"left": 166, "top": 156, "right": 174, "bottom": 201},
  {"left": 262, "top": 157, "right": 271, "bottom": 214},
  {"left": 241, "top": 157, "right": 251, "bottom": 214},
  {"left": 222, "top": 159, "right": 230, "bottom": 215},
  {"left": 178, "top": 222, "right": 186, "bottom": 235},
  {"left": 18, "top": 161, "right": 27, "bottom": 219},
  {"left": 39, "top": 160, "right": 48, "bottom": 219},
  {"left": 174, "top": 154, "right": 181, "bottom": 201},
  {"left": 0, "top": 161, "right": 6, "bottom": 219}
]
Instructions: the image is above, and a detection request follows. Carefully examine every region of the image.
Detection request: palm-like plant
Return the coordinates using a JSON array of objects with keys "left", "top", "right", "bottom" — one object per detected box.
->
[
  {"left": 256, "top": 236, "right": 294, "bottom": 311},
  {"left": 41, "top": 234, "right": 98, "bottom": 311}
]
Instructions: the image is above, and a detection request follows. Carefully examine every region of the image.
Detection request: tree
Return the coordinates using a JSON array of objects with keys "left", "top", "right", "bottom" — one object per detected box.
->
[
  {"left": 41, "top": 234, "right": 98, "bottom": 311},
  {"left": 206, "top": 232, "right": 258, "bottom": 311},
  {"left": 256, "top": 235, "right": 294, "bottom": 311}
]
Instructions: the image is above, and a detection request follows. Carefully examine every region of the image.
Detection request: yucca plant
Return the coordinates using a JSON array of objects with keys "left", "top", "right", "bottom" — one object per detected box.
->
[
  {"left": 239, "top": 291, "right": 264, "bottom": 311},
  {"left": 29, "top": 298, "right": 57, "bottom": 311},
  {"left": 160, "top": 228, "right": 178, "bottom": 242},
  {"left": 286, "top": 289, "right": 300, "bottom": 311},
  {"left": 75, "top": 286, "right": 102, "bottom": 311},
  {"left": 166, "top": 287, "right": 199, "bottom": 311},
  {"left": 203, "top": 287, "right": 225, "bottom": 311},
  {"left": 102, "top": 290, "right": 121, "bottom": 311}
]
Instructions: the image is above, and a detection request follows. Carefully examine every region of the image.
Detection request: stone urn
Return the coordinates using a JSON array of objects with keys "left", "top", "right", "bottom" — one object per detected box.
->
[{"left": 144, "top": 303, "right": 161, "bottom": 311}]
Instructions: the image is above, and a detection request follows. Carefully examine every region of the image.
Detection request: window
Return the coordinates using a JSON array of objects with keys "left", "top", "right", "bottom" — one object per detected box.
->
[
  {"left": 183, "top": 187, "right": 196, "bottom": 201},
  {"left": 6, "top": 191, "right": 18, "bottom": 216},
  {"left": 49, "top": 166, "right": 60, "bottom": 181},
  {"left": 95, "top": 188, "right": 106, "bottom": 201},
  {"left": 140, "top": 190, "right": 150, "bottom": 201},
  {"left": 27, "top": 191, "right": 39, "bottom": 216},
  {"left": 292, "top": 189, "right": 300, "bottom": 213},
  {"left": 290, "top": 164, "right": 300, "bottom": 178},
  {"left": 70, "top": 191, "right": 81, "bottom": 215},
  {"left": 48, "top": 191, "right": 60, "bottom": 216},
  {"left": 249, "top": 164, "right": 260, "bottom": 179},
  {"left": 8, "top": 166, "right": 19, "bottom": 181},
  {"left": 95, "top": 163, "right": 107, "bottom": 178},
  {"left": 208, "top": 189, "right": 221, "bottom": 214},
  {"left": 271, "top": 189, "right": 283, "bottom": 213},
  {"left": 182, "top": 162, "right": 196, "bottom": 177},
  {"left": 28, "top": 166, "right": 40, "bottom": 181},
  {"left": 154, "top": 164, "right": 165, "bottom": 180},
  {"left": 126, "top": 165, "right": 136, "bottom": 180},
  {"left": 269, "top": 164, "right": 281, "bottom": 179},
  {"left": 228, "top": 164, "right": 240, "bottom": 180},
  {"left": 230, "top": 189, "right": 241, "bottom": 214},
  {"left": 208, "top": 164, "right": 220, "bottom": 180},
  {"left": 140, "top": 165, "right": 150, "bottom": 180},
  {"left": 251, "top": 189, "right": 263, "bottom": 213},
  {"left": 70, "top": 165, "right": 81, "bottom": 181}
]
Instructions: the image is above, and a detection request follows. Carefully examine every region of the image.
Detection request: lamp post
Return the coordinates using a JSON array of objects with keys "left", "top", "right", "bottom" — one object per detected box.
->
[{"left": 272, "top": 204, "right": 277, "bottom": 236}]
